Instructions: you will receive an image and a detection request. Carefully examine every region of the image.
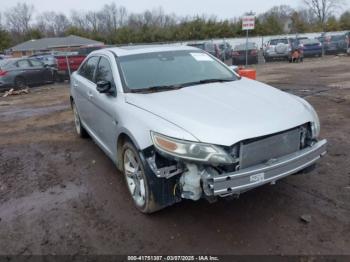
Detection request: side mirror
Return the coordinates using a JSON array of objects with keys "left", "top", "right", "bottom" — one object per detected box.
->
[{"left": 96, "top": 80, "right": 112, "bottom": 94}]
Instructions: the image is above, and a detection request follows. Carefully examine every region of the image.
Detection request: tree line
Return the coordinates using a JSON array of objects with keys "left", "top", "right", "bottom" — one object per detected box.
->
[{"left": 0, "top": 0, "right": 349, "bottom": 52}]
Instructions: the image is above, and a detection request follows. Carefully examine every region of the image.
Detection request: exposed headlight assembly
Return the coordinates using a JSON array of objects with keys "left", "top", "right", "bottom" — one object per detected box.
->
[{"left": 150, "top": 131, "right": 233, "bottom": 164}]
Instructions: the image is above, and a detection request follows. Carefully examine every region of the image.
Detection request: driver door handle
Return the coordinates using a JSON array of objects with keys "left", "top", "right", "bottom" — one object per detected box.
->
[{"left": 88, "top": 92, "right": 93, "bottom": 99}]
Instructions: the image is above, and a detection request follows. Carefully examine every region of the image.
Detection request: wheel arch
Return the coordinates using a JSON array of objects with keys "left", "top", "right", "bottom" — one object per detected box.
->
[{"left": 116, "top": 130, "right": 143, "bottom": 171}]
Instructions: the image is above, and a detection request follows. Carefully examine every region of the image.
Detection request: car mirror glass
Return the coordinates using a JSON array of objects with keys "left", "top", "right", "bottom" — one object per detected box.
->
[{"left": 96, "top": 80, "right": 112, "bottom": 94}]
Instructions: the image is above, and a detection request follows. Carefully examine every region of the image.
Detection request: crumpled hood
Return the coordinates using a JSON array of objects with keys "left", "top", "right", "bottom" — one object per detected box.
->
[{"left": 125, "top": 78, "right": 314, "bottom": 146}]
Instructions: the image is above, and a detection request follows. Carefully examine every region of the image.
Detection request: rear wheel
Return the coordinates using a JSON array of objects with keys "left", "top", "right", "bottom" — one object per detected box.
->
[
  {"left": 72, "top": 102, "right": 89, "bottom": 138},
  {"left": 14, "top": 77, "right": 26, "bottom": 89}
]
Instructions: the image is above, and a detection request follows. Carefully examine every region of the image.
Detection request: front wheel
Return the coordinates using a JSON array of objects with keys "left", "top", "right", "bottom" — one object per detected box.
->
[{"left": 122, "top": 141, "right": 162, "bottom": 213}]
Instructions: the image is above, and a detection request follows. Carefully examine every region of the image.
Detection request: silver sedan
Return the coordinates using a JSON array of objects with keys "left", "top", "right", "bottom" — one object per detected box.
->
[{"left": 70, "top": 45, "right": 327, "bottom": 213}]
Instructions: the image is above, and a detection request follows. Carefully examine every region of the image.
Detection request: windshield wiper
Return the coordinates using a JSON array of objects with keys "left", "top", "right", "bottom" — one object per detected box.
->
[
  {"left": 199, "top": 78, "right": 234, "bottom": 84},
  {"left": 180, "top": 78, "right": 234, "bottom": 88},
  {"left": 129, "top": 84, "right": 185, "bottom": 93},
  {"left": 129, "top": 78, "right": 234, "bottom": 93}
]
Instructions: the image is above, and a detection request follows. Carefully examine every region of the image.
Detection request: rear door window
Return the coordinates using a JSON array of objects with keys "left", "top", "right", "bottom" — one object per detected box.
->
[{"left": 79, "top": 56, "right": 99, "bottom": 82}]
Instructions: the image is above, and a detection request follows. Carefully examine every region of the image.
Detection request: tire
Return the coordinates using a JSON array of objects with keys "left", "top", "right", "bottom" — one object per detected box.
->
[
  {"left": 72, "top": 102, "right": 89, "bottom": 138},
  {"left": 122, "top": 141, "right": 161, "bottom": 213},
  {"left": 14, "top": 76, "right": 27, "bottom": 89}
]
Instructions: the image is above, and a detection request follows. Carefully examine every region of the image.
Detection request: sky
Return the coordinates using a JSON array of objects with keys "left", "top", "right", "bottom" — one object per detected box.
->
[{"left": 0, "top": 0, "right": 308, "bottom": 20}]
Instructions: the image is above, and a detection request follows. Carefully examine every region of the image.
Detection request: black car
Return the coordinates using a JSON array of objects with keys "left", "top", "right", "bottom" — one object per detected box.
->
[
  {"left": 324, "top": 32, "right": 350, "bottom": 54},
  {"left": 187, "top": 42, "right": 221, "bottom": 60},
  {"left": 0, "top": 58, "right": 57, "bottom": 90}
]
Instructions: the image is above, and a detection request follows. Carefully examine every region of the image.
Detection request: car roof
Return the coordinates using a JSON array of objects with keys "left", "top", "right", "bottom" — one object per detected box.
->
[{"left": 96, "top": 44, "right": 200, "bottom": 57}]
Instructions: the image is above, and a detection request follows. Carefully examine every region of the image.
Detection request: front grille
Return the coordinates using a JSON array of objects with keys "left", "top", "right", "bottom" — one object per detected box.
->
[{"left": 239, "top": 127, "right": 302, "bottom": 169}]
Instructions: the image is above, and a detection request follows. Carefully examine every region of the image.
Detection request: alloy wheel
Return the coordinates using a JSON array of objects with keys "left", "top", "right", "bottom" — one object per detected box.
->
[{"left": 123, "top": 148, "right": 146, "bottom": 207}]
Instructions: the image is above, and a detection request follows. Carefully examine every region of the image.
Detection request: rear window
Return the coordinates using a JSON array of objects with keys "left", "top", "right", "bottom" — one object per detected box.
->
[
  {"left": 270, "top": 39, "right": 288, "bottom": 45},
  {"left": 300, "top": 39, "right": 320, "bottom": 45},
  {"left": 234, "top": 43, "right": 256, "bottom": 50},
  {"left": 0, "top": 60, "right": 11, "bottom": 68}
]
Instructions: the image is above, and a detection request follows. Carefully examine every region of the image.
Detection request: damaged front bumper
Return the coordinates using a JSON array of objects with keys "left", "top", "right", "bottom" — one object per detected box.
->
[
  {"left": 209, "top": 139, "right": 327, "bottom": 196},
  {"left": 145, "top": 137, "right": 327, "bottom": 202}
]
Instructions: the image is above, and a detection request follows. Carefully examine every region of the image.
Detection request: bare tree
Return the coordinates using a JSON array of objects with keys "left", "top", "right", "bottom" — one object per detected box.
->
[
  {"left": 5, "top": 3, "right": 34, "bottom": 34},
  {"left": 36, "top": 12, "right": 69, "bottom": 36},
  {"left": 303, "top": 0, "right": 345, "bottom": 26}
]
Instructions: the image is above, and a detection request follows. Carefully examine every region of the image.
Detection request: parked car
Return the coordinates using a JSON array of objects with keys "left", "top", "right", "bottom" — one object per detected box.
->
[
  {"left": 187, "top": 42, "right": 222, "bottom": 60},
  {"left": 298, "top": 39, "right": 322, "bottom": 57},
  {"left": 219, "top": 42, "right": 233, "bottom": 60},
  {"left": 0, "top": 58, "right": 56, "bottom": 90},
  {"left": 70, "top": 45, "right": 327, "bottom": 213},
  {"left": 264, "top": 38, "right": 291, "bottom": 61},
  {"left": 232, "top": 42, "right": 258, "bottom": 65},
  {"left": 324, "top": 33, "right": 350, "bottom": 54}
]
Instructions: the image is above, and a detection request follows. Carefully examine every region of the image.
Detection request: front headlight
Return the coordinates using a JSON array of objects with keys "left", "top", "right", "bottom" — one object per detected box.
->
[
  {"left": 310, "top": 111, "right": 320, "bottom": 138},
  {"left": 291, "top": 95, "right": 320, "bottom": 138},
  {"left": 150, "top": 131, "right": 233, "bottom": 164}
]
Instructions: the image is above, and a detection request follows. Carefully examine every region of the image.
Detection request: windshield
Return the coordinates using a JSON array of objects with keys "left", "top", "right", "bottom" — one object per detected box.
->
[{"left": 118, "top": 50, "right": 237, "bottom": 92}]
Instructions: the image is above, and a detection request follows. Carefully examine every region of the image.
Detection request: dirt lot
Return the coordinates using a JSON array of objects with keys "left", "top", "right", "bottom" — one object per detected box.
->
[{"left": 0, "top": 56, "right": 349, "bottom": 256}]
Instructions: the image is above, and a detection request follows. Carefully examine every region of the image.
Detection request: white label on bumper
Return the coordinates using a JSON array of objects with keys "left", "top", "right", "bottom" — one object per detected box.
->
[{"left": 250, "top": 173, "right": 265, "bottom": 183}]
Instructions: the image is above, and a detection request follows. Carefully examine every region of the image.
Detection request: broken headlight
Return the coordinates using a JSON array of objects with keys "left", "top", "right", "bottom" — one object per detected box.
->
[{"left": 150, "top": 131, "right": 233, "bottom": 164}]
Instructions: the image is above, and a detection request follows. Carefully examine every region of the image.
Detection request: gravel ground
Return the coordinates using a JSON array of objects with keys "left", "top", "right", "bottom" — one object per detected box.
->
[{"left": 0, "top": 56, "right": 349, "bottom": 255}]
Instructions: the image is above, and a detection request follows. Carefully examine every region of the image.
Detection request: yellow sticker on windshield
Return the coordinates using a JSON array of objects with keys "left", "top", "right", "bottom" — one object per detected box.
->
[{"left": 190, "top": 53, "right": 214, "bottom": 61}]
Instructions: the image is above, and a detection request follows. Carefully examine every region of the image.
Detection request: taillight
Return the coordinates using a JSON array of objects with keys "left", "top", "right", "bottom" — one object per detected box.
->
[
  {"left": 0, "top": 70, "right": 8, "bottom": 77},
  {"left": 250, "top": 50, "right": 257, "bottom": 56},
  {"left": 232, "top": 51, "right": 240, "bottom": 56}
]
